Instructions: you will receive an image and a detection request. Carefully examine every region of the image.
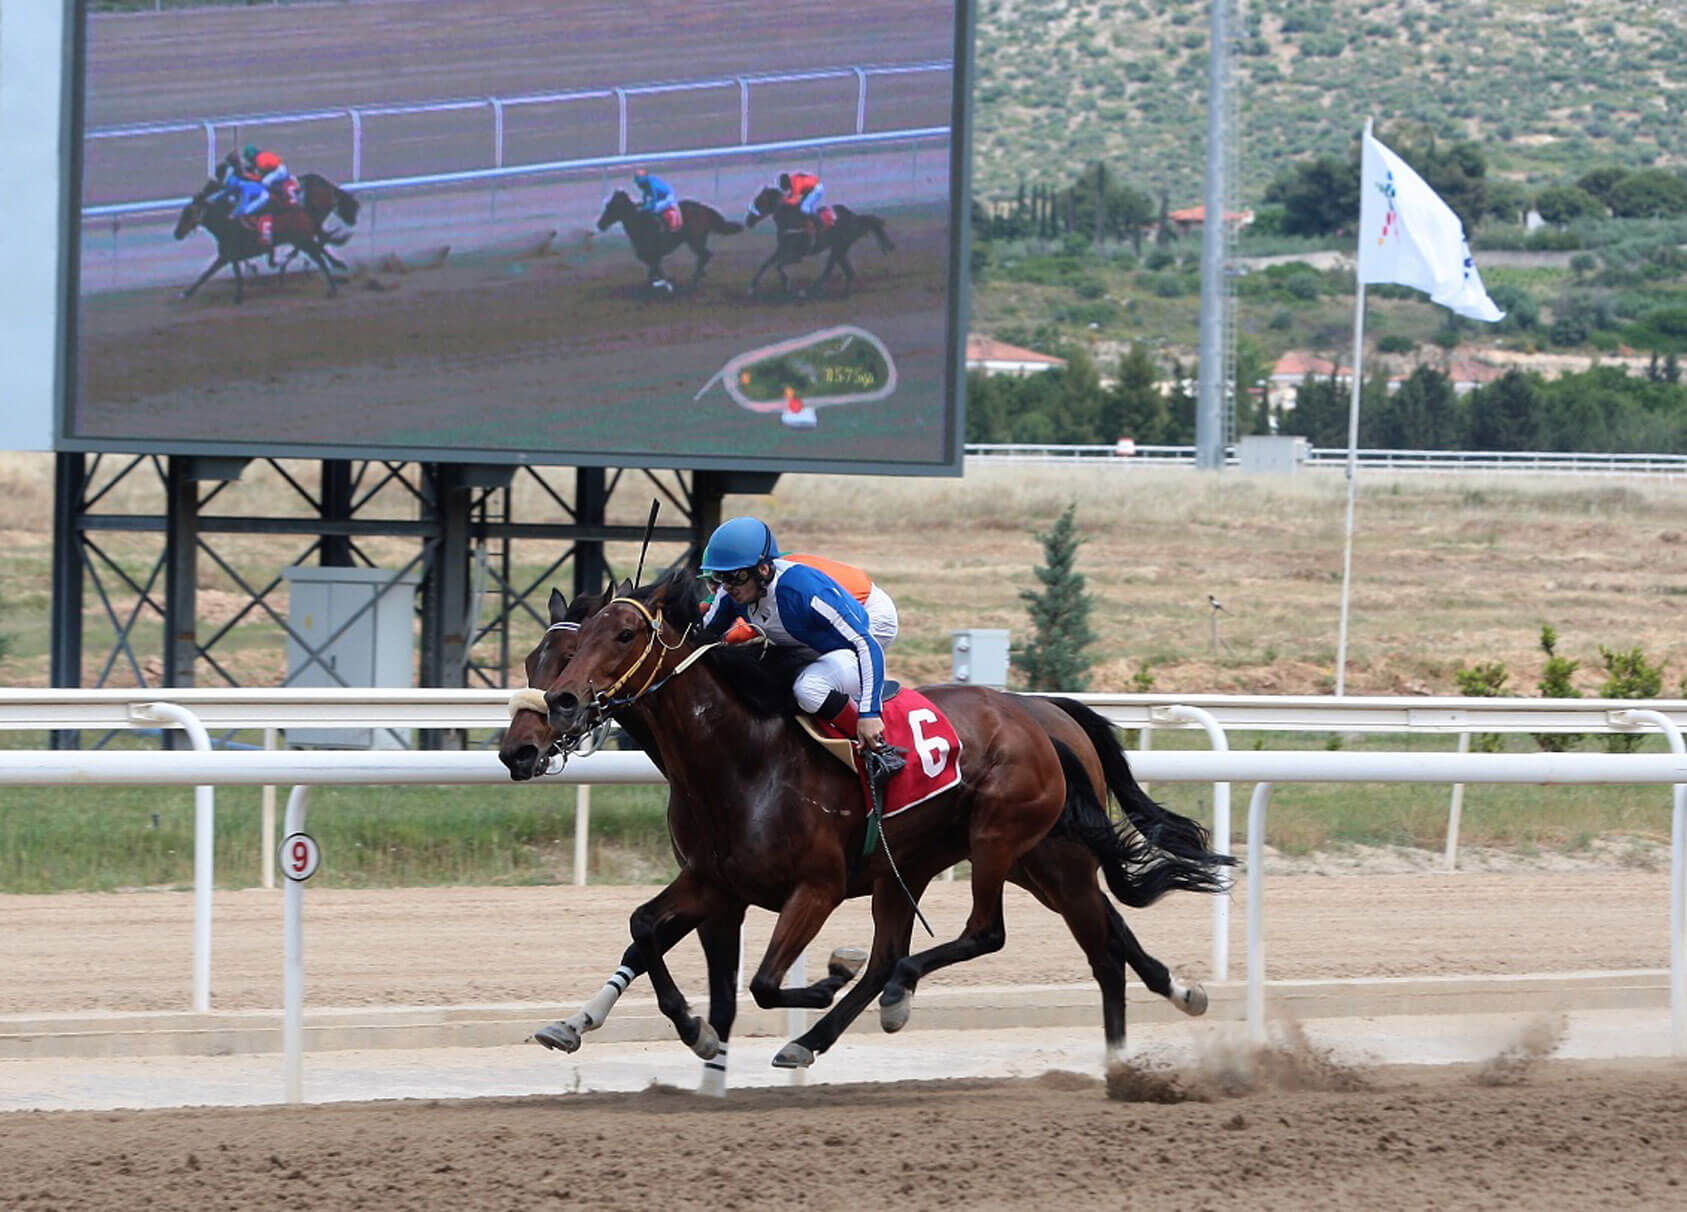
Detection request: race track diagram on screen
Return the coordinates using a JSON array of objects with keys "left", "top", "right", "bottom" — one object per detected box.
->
[{"left": 694, "top": 326, "right": 898, "bottom": 432}]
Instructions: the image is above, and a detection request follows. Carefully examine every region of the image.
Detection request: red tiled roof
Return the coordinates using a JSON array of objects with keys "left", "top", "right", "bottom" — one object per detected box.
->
[
  {"left": 1272, "top": 352, "right": 1344, "bottom": 379},
  {"left": 966, "top": 336, "right": 1067, "bottom": 366}
]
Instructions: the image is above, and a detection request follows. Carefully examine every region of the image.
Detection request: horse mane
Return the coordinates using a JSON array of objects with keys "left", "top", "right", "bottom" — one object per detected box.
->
[{"left": 632, "top": 567, "right": 800, "bottom": 719}]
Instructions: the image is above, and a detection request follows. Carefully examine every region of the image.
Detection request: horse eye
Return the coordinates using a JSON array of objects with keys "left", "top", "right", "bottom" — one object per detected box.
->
[{"left": 617, "top": 628, "right": 635, "bottom": 643}]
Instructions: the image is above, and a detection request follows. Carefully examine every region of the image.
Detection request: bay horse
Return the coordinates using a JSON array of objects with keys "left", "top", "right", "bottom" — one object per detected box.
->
[
  {"left": 595, "top": 190, "right": 742, "bottom": 294},
  {"left": 174, "top": 179, "right": 345, "bottom": 303},
  {"left": 744, "top": 185, "right": 894, "bottom": 297},
  {"left": 503, "top": 572, "right": 1230, "bottom": 1087}
]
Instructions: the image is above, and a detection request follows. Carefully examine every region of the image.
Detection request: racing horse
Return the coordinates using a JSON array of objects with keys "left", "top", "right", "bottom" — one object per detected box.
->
[
  {"left": 743, "top": 185, "right": 894, "bottom": 297},
  {"left": 502, "top": 571, "right": 1230, "bottom": 1086},
  {"left": 595, "top": 190, "right": 743, "bottom": 294},
  {"left": 282, "top": 172, "right": 361, "bottom": 275},
  {"left": 174, "top": 179, "right": 346, "bottom": 303}
]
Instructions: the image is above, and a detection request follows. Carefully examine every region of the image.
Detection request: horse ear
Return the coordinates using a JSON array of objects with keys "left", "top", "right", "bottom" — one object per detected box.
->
[
  {"left": 548, "top": 587, "right": 568, "bottom": 623},
  {"left": 618, "top": 577, "right": 636, "bottom": 598}
]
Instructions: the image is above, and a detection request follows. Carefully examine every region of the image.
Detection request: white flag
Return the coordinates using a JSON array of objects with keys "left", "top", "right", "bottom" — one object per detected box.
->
[{"left": 1358, "top": 129, "right": 1504, "bottom": 323}]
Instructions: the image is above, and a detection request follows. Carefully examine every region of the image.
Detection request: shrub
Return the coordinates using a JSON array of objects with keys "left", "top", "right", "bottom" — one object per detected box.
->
[
  {"left": 1016, "top": 504, "right": 1098, "bottom": 692},
  {"left": 1455, "top": 660, "right": 1509, "bottom": 752},
  {"left": 1598, "top": 645, "right": 1664, "bottom": 753},
  {"left": 1533, "top": 625, "right": 1582, "bottom": 753}
]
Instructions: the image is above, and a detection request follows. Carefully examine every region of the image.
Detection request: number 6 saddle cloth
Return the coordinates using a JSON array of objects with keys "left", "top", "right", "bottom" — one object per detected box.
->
[{"left": 801, "top": 688, "right": 963, "bottom": 818}]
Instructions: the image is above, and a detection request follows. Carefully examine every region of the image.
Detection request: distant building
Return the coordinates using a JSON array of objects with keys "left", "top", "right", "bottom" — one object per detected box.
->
[
  {"left": 965, "top": 335, "right": 1068, "bottom": 377},
  {"left": 1164, "top": 205, "right": 1256, "bottom": 237}
]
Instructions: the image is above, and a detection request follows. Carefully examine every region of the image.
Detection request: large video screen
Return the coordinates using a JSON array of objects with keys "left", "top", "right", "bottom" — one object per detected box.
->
[{"left": 64, "top": 0, "right": 968, "bottom": 474}]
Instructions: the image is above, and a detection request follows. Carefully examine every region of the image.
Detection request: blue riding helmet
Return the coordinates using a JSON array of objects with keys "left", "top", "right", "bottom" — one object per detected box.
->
[{"left": 700, "top": 517, "right": 781, "bottom": 572}]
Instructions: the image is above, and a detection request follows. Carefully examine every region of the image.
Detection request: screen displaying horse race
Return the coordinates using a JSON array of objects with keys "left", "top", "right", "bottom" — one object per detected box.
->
[{"left": 63, "top": 0, "right": 967, "bottom": 474}]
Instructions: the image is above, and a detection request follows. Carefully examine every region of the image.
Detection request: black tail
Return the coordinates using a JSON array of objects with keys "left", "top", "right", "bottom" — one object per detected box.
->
[
  {"left": 863, "top": 214, "right": 894, "bottom": 252},
  {"left": 1045, "top": 698, "right": 1233, "bottom": 906},
  {"left": 334, "top": 188, "right": 360, "bottom": 226}
]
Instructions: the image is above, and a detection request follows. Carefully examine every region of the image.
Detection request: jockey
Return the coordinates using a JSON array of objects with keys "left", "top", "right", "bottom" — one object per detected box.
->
[
  {"left": 252, "top": 148, "right": 301, "bottom": 207},
  {"left": 208, "top": 166, "right": 273, "bottom": 240},
  {"left": 698, "top": 516, "right": 900, "bottom": 763},
  {"left": 779, "top": 170, "right": 829, "bottom": 232},
  {"left": 632, "top": 167, "right": 680, "bottom": 232}
]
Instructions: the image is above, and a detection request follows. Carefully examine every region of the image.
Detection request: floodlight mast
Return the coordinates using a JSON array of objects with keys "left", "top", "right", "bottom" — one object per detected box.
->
[{"left": 1195, "top": 0, "right": 1233, "bottom": 471}]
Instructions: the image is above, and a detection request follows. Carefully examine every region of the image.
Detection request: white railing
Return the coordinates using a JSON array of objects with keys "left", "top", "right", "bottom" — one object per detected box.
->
[
  {"left": 82, "top": 125, "right": 948, "bottom": 221},
  {"left": 963, "top": 444, "right": 1687, "bottom": 477},
  {"left": 85, "top": 60, "right": 951, "bottom": 212},
  {"left": 6, "top": 688, "right": 1683, "bottom": 736}
]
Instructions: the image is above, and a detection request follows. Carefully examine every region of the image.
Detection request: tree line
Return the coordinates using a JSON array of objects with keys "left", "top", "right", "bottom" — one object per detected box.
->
[{"left": 967, "top": 346, "right": 1687, "bottom": 454}]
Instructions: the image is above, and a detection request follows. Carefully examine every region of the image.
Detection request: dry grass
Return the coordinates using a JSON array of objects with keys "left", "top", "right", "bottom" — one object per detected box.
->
[{"left": 4, "top": 453, "right": 1687, "bottom": 697}]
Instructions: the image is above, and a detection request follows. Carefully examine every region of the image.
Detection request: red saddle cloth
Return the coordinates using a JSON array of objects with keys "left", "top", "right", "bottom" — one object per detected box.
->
[
  {"left": 661, "top": 205, "right": 683, "bottom": 232},
  {"left": 818, "top": 205, "right": 836, "bottom": 230},
  {"left": 818, "top": 689, "right": 962, "bottom": 818}
]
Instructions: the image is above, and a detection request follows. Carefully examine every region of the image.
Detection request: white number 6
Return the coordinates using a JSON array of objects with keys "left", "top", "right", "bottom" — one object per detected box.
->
[{"left": 907, "top": 709, "right": 950, "bottom": 778}]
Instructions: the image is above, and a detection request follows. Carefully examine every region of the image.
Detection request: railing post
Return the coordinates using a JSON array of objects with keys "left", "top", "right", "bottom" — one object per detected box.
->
[
  {"left": 1611, "top": 709, "right": 1686, "bottom": 1056},
  {"left": 282, "top": 785, "right": 310, "bottom": 1104},
  {"left": 1245, "top": 781, "right": 1273, "bottom": 1044},
  {"left": 854, "top": 67, "right": 868, "bottom": 134},
  {"left": 1156, "top": 705, "right": 1232, "bottom": 980},
  {"left": 129, "top": 702, "right": 215, "bottom": 1013},
  {"left": 490, "top": 98, "right": 505, "bottom": 168},
  {"left": 574, "top": 784, "right": 591, "bottom": 886},
  {"left": 1444, "top": 731, "right": 1471, "bottom": 871},
  {"left": 203, "top": 121, "right": 218, "bottom": 178},
  {"left": 614, "top": 88, "right": 628, "bottom": 156},
  {"left": 347, "top": 108, "right": 363, "bottom": 183},
  {"left": 262, "top": 726, "right": 278, "bottom": 890},
  {"left": 737, "top": 78, "right": 750, "bottom": 145}
]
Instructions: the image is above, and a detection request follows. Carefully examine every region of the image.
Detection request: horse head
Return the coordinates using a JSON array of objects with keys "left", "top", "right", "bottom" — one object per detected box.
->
[
  {"left": 745, "top": 186, "right": 784, "bottom": 228},
  {"left": 597, "top": 189, "right": 634, "bottom": 232},
  {"left": 544, "top": 572, "right": 700, "bottom": 739},
  {"left": 174, "top": 180, "right": 221, "bottom": 240},
  {"left": 499, "top": 585, "right": 618, "bottom": 780}
]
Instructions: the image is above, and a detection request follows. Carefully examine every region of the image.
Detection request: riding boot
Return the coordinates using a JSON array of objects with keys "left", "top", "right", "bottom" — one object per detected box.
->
[{"left": 817, "top": 690, "right": 906, "bottom": 781}]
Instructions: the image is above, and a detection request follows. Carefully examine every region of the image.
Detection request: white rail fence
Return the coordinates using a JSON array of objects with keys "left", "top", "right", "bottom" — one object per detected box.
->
[
  {"left": 84, "top": 60, "right": 951, "bottom": 218},
  {"left": 3, "top": 691, "right": 1685, "bottom": 1038},
  {"left": 964, "top": 444, "right": 1687, "bottom": 477}
]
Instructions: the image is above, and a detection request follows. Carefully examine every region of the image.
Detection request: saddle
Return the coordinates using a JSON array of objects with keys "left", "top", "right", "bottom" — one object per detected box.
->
[{"left": 661, "top": 205, "right": 683, "bottom": 233}]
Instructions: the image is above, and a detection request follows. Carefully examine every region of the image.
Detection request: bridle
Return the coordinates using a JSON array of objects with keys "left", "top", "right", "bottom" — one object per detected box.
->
[
  {"left": 590, "top": 596, "right": 719, "bottom": 714},
  {"left": 505, "top": 599, "right": 719, "bottom": 767},
  {"left": 505, "top": 620, "right": 604, "bottom": 773}
]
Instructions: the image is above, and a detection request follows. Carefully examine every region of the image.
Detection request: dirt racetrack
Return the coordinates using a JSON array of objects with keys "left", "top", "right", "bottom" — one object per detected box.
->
[{"left": 4, "top": 869, "right": 1685, "bottom": 1209}]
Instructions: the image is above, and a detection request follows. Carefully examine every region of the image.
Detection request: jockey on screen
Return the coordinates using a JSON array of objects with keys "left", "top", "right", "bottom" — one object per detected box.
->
[
  {"left": 209, "top": 157, "right": 274, "bottom": 242},
  {"left": 632, "top": 167, "right": 681, "bottom": 232},
  {"left": 698, "top": 516, "right": 902, "bottom": 769},
  {"left": 779, "top": 170, "right": 830, "bottom": 235}
]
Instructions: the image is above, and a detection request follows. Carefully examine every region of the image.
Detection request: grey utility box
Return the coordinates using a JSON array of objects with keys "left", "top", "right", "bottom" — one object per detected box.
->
[
  {"left": 282, "top": 566, "right": 420, "bottom": 748},
  {"left": 1238, "top": 434, "right": 1310, "bottom": 474},
  {"left": 951, "top": 629, "right": 1011, "bottom": 689}
]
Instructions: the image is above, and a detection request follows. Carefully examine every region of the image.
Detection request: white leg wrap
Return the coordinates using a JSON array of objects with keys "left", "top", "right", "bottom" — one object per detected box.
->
[
  {"left": 574, "top": 964, "right": 635, "bottom": 1032},
  {"left": 698, "top": 1044, "right": 728, "bottom": 1098}
]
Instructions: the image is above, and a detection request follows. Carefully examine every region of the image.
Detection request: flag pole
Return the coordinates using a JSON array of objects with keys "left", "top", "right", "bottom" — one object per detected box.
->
[{"left": 1334, "top": 117, "right": 1373, "bottom": 698}]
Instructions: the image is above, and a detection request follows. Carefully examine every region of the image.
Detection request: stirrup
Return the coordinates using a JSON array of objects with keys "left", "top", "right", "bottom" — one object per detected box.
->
[{"left": 863, "top": 743, "right": 907, "bottom": 785}]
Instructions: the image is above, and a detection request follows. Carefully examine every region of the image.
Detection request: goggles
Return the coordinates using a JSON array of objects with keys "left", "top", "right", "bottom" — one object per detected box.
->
[{"left": 707, "top": 567, "right": 757, "bottom": 589}]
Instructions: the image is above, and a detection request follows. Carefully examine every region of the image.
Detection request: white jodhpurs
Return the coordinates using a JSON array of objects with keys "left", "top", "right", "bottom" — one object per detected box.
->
[
  {"left": 793, "top": 650, "right": 865, "bottom": 715},
  {"left": 863, "top": 585, "right": 899, "bottom": 651}
]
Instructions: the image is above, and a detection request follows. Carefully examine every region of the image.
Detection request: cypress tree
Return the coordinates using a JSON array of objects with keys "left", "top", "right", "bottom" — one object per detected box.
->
[{"left": 1016, "top": 504, "right": 1098, "bottom": 691}]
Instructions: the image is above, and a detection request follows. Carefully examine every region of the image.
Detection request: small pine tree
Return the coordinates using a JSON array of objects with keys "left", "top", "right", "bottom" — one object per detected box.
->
[
  {"left": 1016, "top": 504, "right": 1098, "bottom": 691},
  {"left": 1534, "top": 624, "right": 1581, "bottom": 753},
  {"left": 1454, "top": 659, "right": 1509, "bottom": 752},
  {"left": 1598, "top": 644, "right": 1664, "bottom": 753}
]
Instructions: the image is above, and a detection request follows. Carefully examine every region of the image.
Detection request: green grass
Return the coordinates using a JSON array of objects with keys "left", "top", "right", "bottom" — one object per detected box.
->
[{"left": 1, "top": 726, "right": 1672, "bottom": 893}]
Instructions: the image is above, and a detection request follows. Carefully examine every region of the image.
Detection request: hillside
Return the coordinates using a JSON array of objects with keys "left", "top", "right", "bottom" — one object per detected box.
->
[{"left": 972, "top": 0, "right": 1686, "bottom": 204}]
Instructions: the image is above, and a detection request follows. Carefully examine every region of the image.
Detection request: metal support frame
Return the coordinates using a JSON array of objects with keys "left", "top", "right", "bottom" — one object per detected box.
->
[{"left": 51, "top": 457, "right": 769, "bottom": 746}]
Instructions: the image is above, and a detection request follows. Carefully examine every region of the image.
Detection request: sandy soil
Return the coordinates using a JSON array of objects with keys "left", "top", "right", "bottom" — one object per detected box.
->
[
  {"left": 2, "top": 1058, "right": 1683, "bottom": 1210},
  {"left": 2, "top": 868, "right": 1682, "bottom": 1208}
]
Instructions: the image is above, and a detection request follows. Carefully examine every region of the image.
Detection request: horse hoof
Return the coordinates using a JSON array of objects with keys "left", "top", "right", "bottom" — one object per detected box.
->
[
  {"left": 772, "top": 1042, "right": 815, "bottom": 1069},
  {"left": 879, "top": 987, "right": 912, "bottom": 1033},
  {"left": 532, "top": 1021, "right": 582, "bottom": 1053},
  {"left": 689, "top": 1019, "right": 721, "bottom": 1060},
  {"left": 829, "top": 947, "right": 868, "bottom": 982},
  {"left": 1177, "top": 983, "right": 1209, "bottom": 1017}
]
